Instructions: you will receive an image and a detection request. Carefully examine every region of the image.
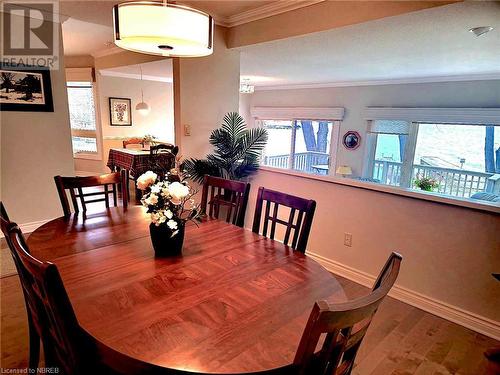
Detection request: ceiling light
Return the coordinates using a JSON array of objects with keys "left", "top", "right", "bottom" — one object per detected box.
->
[
  {"left": 136, "top": 65, "right": 150, "bottom": 116},
  {"left": 469, "top": 26, "right": 494, "bottom": 37},
  {"left": 239, "top": 79, "right": 254, "bottom": 94},
  {"left": 113, "top": 1, "right": 214, "bottom": 57}
]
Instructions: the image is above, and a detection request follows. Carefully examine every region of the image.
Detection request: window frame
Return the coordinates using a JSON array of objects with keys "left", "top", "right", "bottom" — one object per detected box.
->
[
  {"left": 251, "top": 107, "right": 345, "bottom": 177},
  {"left": 362, "top": 107, "right": 500, "bottom": 205},
  {"left": 65, "top": 68, "right": 103, "bottom": 161}
]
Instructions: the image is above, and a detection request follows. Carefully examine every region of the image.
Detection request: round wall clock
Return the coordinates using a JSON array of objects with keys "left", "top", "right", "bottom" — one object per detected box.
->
[{"left": 342, "top": 131, "right": 361, "bottom": 150}]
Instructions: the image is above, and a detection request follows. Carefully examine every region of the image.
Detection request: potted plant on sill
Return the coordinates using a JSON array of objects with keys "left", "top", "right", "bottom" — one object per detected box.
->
[{"left": 414, "top": 174, "right": 440, "bottom": 192}]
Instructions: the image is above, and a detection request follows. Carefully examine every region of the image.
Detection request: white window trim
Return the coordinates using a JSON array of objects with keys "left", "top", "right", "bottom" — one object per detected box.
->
[
  {"left": 252, "top": 106, "right": 345, "bottom": 177},
  {"left": 66, "top": 68, "right": 103, "bottom": 161},
  {"left": 364, "top": 107, "right": 500, "bottom": 124}
]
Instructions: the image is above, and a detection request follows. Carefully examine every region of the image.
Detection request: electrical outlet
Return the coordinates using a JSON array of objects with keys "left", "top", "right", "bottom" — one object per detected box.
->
[
  {"left": 184, "top": 124, "right": 191, "bottom": 136},
  {"left": 344, "top": 233, "right": 352, "bottom": 247}
]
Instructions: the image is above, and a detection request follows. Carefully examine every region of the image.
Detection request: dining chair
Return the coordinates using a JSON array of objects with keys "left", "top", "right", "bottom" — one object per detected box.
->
[
  {"left": 54, "top": 171, "right": 128, "bottom": 217},
  {"left": 0, "top": 215, "right": 119, "bottom": 374},
  {"left": 293, "top": 252, "right": 402, "bottom": 375},
  {"left": 122, "top": 137, "right": 145, "bottom": 149},
  {"left": 200, "top": 175, "right": 250, "bottom": 227},
  {"left": 149, "top": 143, "right": 179, "bottom": 178},
  {"left": 0, "top": 202, "right": 41, "bottom": 372},
  {"left": 252, "top": 187, "right": 316, "bottom": 253}
]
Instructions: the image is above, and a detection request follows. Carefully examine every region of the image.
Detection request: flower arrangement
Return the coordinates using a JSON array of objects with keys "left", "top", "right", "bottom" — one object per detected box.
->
[
  {"left": 414, "top": 174, "right": 440, "bottom": 192},
  {"left": 136, "top": 170, "right": 201, "bottom": 238},
  {"left": 142, "top": 134, "right": 158, "bottom": 145}
]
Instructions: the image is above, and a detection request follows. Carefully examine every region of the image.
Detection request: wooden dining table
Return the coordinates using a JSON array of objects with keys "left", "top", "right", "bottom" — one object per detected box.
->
[{"left": 27, "top": 206, "right": 347, "bottom": 374}]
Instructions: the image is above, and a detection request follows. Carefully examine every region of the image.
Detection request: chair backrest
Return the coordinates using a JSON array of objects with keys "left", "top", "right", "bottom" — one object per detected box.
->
[
  {"left": 252, "top": 187, "right": 316, "bottom": 252},
  {"left": 149, "top": 144, "right": 179, "bottom": 178},
  {"left": 54, "top": 170, "right": 127, "bottom": 216},
  {"left": 293, "top": 252, "right": 402, "bottom": 375},
  {"left": 0, "top": 215, "right": 88, "bottom": 374},
  {"left": 200, "top": 175, "right": 250, "bottom": 227},
  {"left": 122, "top": 137, "right": 144, "bottom": 149}
]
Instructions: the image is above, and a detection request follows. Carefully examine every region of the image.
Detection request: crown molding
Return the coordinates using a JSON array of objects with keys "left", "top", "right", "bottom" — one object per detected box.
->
[
  {"left": 254, "top": 73, "right": 500, "bottom": 91},
  {"left": 220, "top": 0, "right": 325, "bottom": 28},
  {"left": 99, "top": 69, "right": 172, "bottom": 83}
]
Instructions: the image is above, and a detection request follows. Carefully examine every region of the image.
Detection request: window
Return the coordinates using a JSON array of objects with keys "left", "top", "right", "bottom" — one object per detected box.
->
[
  {"left": 67, "top": 81, "right": 98, "bottom": 155},
  {"left": 365, "top": 118, "right": 500, "bottom": 200},
  {"left": 261, "top": 119, "right": 336, "bottom": 176}
]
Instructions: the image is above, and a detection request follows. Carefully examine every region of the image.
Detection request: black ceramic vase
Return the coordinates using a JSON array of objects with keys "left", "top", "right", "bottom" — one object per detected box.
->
[{"left": 149, "top": 222, "right": 185, "bottom": 257}]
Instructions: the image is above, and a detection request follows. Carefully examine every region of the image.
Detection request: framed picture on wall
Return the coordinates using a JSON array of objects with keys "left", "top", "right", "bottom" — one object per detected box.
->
[
  {"left": 109, "top": 97, "right": 132, "bottom": 126},
  {"left": 0, "top": 64, "right": 54, "bottom": 112}
]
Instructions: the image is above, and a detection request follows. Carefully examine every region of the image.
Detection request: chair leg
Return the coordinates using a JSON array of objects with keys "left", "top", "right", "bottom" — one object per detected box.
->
[{"left": 28, "top": 317, "right": 40, "bottom": 370}]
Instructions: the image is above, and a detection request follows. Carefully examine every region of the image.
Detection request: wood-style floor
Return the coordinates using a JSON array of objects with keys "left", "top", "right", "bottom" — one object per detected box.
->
[{"left": 1, "top": 238, "right": 497, "bottom": 374}]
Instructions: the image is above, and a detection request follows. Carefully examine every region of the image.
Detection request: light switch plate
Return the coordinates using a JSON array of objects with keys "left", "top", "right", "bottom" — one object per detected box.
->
[{"left": 184, "top": 124, "right": 191, "bottom": 136}]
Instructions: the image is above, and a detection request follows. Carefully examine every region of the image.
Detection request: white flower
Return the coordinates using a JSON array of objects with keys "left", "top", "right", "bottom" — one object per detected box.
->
[
  {"left": 151, "top": 212, "right": 160, "bottom": 223},
  {"left": 167, "top": 219, "right": 178, "bottom": 230},
  {"left": 161, "top": 187, "right": 170, "bottom": 197},
  {"left": 150, "top": 183, "right": 161, "bottom": 194},
  {"left": 136, "top": 171, "right": 157, "bottom": 190},
  {"left": 165, "top": 209, "right": 173, "bottom": 219},
  {"left": 144, "top": 193, "right": 158, "bottom": 206},
  {"left": 168, "top": 182, "right": 190, "bottom": 205}
]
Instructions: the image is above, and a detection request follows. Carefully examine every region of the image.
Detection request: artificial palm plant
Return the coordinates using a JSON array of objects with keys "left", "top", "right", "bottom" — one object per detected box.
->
[{"left": 183, "top": 112, "right": 268, "bottom": 183}]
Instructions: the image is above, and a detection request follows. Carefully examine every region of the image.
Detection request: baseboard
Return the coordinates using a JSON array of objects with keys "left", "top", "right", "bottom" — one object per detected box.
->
[
  {"left": 307, "top": 251, "right": 500, "bottom": 341},
  {"left": 0, "top": 219, "right": 49, "bottom": 238}
]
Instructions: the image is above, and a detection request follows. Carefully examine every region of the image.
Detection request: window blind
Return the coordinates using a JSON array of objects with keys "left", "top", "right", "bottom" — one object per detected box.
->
[{"left": 368, "top": 120, "right": 410, "bottom": 135}]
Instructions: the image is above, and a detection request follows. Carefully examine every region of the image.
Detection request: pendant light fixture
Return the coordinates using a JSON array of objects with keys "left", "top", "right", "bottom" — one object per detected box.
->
[
  {"left": 136, "top": 65, "right": 150, "bottom": 116},
  {"left": 113, "top": 1, "right": 214, "bottom": 57}
]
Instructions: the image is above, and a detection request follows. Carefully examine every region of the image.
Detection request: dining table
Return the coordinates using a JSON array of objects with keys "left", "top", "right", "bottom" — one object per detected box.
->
[
  {"left": 107, "top": 148, "right": 175, "bottom": 203},
  {"left": 27, "top": 206, "right": 347, "bottom": 374}
]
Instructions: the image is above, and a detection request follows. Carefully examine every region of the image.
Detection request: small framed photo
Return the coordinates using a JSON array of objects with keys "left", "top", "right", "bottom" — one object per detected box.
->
[
  {"left": 342, "top": 131, "right": 361, "bottom": 150},
  {"left": 0, "top": 64, "right": 54, "bottom": 112},
  {"left": 109, "top": 97, "right": 132, "bottom": 126}
]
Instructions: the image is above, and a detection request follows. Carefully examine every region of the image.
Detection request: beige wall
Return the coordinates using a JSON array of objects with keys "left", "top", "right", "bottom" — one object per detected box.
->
[
  {"left": 227, "top": 1, "right": 457, "bottom": 48},
  {"left": 1, "top": 25, "right": 75, "bottom": 224},
  {"left": 235, "top": 80, "right": 500, "bottom": 326},
  {"left": 174, "top": 26, "right": 240, "bottom": 159},
  {"left": 65, "top": 55, "right": 95, "bottom": 68}
]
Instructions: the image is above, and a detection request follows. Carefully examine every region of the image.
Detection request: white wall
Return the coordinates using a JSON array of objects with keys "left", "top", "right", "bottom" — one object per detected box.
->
[
  {"left": 237, "top": 80, "right": 500, "bottom": 336},
  {"left": 1, "top": 24, "right": 75, "bottom": 224},
  {"left": 174, "top": 26, "right": 240, "bottom": 160},
  {"left": 98, "top": 75, "right": 174, "bottom": 143}
]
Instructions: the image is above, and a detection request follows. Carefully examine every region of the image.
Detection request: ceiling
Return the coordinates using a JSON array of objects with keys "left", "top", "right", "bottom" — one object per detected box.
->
[
  {"left": 99, "top": 59, "right": 173, "bottom": 82},
  {"left": 240, "top": 2, "right": 500, "bottom": 88},
  {"left": 60, "top": 0, "right": 275, "bottom": 56}
]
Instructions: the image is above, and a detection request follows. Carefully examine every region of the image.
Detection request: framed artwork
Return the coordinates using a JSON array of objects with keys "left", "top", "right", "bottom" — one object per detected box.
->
[
  {"left": 0, "top": 64, "right": 54, "bottom": 112},
  {"left": 342, "top": 131, "right": 361, "bottom": 150},
  {"left": 109, "top": 97, "right": 132, "bottom": 126}
]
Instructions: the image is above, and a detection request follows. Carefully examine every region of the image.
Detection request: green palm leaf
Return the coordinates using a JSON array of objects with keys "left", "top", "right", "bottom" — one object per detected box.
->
[{"left": 186, "top": 112, "right": 268, "bottom": 182}]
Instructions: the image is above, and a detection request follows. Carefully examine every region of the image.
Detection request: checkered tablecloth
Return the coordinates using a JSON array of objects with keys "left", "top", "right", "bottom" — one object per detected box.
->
[
  {"left": 107, "top": 148, "right": 153, "bottom": 178},
  {"left": 107, "top": 148, "right": 176, "bottom": 179}
]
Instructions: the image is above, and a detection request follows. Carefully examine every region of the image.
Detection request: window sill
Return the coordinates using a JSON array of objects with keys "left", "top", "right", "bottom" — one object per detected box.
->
[
  {"left": 73, "top": 152, "right": 102, "bottom": 161},
  {"left": 258, "top": 166, "right": 500, "bottom": 214}
]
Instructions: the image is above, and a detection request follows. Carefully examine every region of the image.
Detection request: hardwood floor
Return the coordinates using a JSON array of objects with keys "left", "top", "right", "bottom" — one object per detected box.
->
[{"left": 1, "top": 245, "right": 497, "bottom": 374}]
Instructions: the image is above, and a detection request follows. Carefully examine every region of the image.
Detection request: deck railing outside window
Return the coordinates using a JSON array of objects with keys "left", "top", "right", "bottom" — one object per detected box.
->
[{"left": 372, "top": 160, "right": 499, "bottom": 198}]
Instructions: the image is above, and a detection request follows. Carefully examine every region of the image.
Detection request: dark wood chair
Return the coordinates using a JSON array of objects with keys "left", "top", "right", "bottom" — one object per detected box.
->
[
  {"left": 252, "top": 187, "right": 316, "bottom": 253},
  {"left": 0, "top": 202, "right": 40, "bottom": 372},
  {"left": 0, "top": 215, "right": 120, "bottom": 374},
  {"left": 122, "top": 137, "right": 145, "bottom": 149},
  {"left": 54, "top": 171, "right": 127, "bottom": 217},
  {"left": 293, "top": 252, "right": 402, "bottom": 375},
  {"left": 149, "top": 144, "right": 179, "bottom": 179},
  {"left": 200, "top": 175, "right": 250, "bottom": 227}
]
